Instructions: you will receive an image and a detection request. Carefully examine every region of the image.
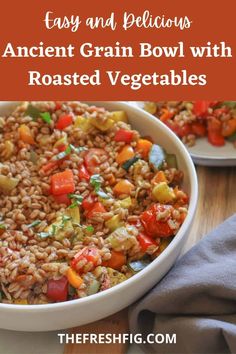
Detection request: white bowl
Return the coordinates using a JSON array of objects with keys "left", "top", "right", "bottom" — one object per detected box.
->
[{"left": 0, "top": 101, "right": 198, "bottom": 331}]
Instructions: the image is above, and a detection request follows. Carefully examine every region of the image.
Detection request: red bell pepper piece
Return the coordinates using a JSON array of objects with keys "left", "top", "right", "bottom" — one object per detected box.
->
[
  {"left": 140, "top": 204, "right": 174, "bottom": 238},
  {"left": 193, "top": 101, "right": 213, "bottom": 117},
  {"left": 86, "top": 202, "right": 106, "bottom": 219},
  {"left": 71, "top": 247, "right": 101, "bottom": 273},
  {"left": 166, "top": 121, "right": 192, "bottom": 138},
  {"left": 47, "top": 276, "right": 68, "bottom": 302},
  {"left": 207, "top": 117, "right": 225, "bottom": 146},
  {"left": 137, "top": 233, "right": 158, "bottom": 252},
  {"left": 51, "top": 170, "right": 75, "bottom": 195},
  {"left": 114, "top": 129, "right": 134, "bottom": 143},
  {"left": 79, "top": 164, "right": 90, "bottom": 181},
  {"left": 191, "top": 122, "right": 207, "bottom": 137},
  {"left": 53, "top": 193, "right": 71, "bottom": 206},
  {"left": 56, "top": 114, "right": 73, "bottom": 130},
  {"left": 82, "top": 194, "right": 97, "bottom": 211}
]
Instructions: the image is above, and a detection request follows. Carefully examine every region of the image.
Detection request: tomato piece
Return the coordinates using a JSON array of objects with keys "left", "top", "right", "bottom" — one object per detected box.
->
[
  {"left": 82, "top": 194, "right": 97, "bottom": 211},
  {"left": 57, "top": 144, "right": 67, "bottom": 152},
  {"left": 79, "top": 164, "right": 90, "bottom": 181},
  {"left": 207, "top": 117, "right": 225, "bottom": 146},
  {"left": 55, "top": 102, "right": 62, "bottom": 111},
  {"left": 84, "top": 148, "right": 108, "bottom": 174},
  {"left": 114, "top": 129, "right": 134, "bottom": 143},
  {"left": 56, "top": 114, "right": 73, "bottom": 130},
  {"left": 213, "top": 107, "right": 229, "bottom": 118},
  {"left": 193, "top": 101, "right": 211, "bottom": 117},
  {"left": 166, "top": 121, "right": 192, "bottom": 138},
  {"left": 86, "top": 202, "right": 106, "bottom": 219},
  {"left": 71, "top": 247, "right": 101, "bottom": 273},
  {"left": 137, "top": 233, "right": 158, "bottom": 252},
  {"left": 53, "top": 193, "right": 71, "bottom": 206},
  {"left": 51, "top": 170, "right": 75, "bottom": 195},
  {"left": 47, "top": 276, "right": 68, "bottom": 302},
  {"left": 191, "top": 122, "right": 207, "bottom": 137},
  {"left": 140, "top": 204, "right": 174, "bottom": 238}
]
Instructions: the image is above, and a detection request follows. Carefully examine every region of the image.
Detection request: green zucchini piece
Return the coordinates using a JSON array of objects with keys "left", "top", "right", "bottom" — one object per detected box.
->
[
  {"left": 165, "top": 153, "right": 178, "bottom": 168},
  {"left": 122, "top": 156, "right": 139, "bottom": 171}
]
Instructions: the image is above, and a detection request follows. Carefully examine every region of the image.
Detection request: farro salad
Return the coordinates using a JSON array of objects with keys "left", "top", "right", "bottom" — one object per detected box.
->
[
  {"left": 142, "top": 101, "right": 236, "bottom": 147},
  {"left": 0, "top": 102, "right": 189, "bottom": 304}
]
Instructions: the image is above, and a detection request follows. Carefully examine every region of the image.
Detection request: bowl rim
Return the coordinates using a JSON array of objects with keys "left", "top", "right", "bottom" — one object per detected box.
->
[{"left": 0, "top": 101, "right": 198, "bottom": 313}]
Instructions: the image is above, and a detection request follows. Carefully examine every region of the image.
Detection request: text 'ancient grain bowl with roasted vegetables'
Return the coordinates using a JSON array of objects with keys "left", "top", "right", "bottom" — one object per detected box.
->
[{"left": 0, "top": 101, "right": 198, "bottom": 331}]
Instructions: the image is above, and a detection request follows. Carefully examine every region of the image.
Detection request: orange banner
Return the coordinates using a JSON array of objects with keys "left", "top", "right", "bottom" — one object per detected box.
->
[{"left": 0, "top": 0, "right": 235, "bottom": 99}]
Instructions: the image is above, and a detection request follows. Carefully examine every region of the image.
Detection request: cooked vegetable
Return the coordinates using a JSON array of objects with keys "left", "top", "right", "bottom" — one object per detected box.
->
[
  {"left": 152, "top": 182, "right": 176, "bottom": 203},
  {"left": 106, "top": 268, "right": 127, "bottom": 286},
  {"left": 116, "top": 145, "right": 135, "bottom": 165},
  {"left": 106, "top": 226, "right": 138, "bottom": 251},
  {"left": 191, "top": 122, "right": 207, "bottom": 137},
  {"left": 165, "top": 154, "right": 178, "bottom": 168},
  {"left": 87, "top": 278, "right": 100, "bottom": 295},
  {"left": 2, "top": 140, "right": 14, "bottom": 159},
  {"left": 79, "top": 164, "right": 90, "bottom": 181},
  {"left": 122, "top": 156, "right": 139, "bottom": 171},
  {"left": 40, "top": 112, "right": 51, "bottom": 124},
  {"left": 140, "top": 204, "right": 174, "bottom": 238},
  {"left": 222, "top": 119, "right": 236, "bottom": 137},
  {"left": 118, "top": 196, "right": 132, "bottom": 209},
  {"left": 90, "top": 117, "right": 114, "bottom": 131},
  {"left": 113, "top": 179, "right": 135, "bottom": 196},
  {"left": 54, "top": 136, "right": 68, "bottom": 149},
  {"left": 84, "top": 148, "right": 107, "bottom": 174},
  {"left": 104, "top": 251, "right": 126, "bottom": 271},
  {"left": 0, "top": 175, "right": 19, "bottom": 194},
  {"left": 51, "top": 170, "right": 75, "bottom": 195},
  {"left": 136, "top": 139, "right": 153, "bottom": 158},
  {"left": 105, "top": 215, "right": 124, "bottom": 232},
  {"left": 56, "top": 114, "right": 73, "bottom": 130},
  {"left": 114, "top": 129, "right": 134, "bottom": 143},
  {"left": 86, "top": 202, "right": 106, "bottom": 218},
  {"left": 47, "top": 276, "right": 68, "bottom": 302},
  {"left": 110, "top": 111, "right": 128, "bottom": 123},
  {"left": 24, "top": 103, "right": 41, "bottom": 119},
  {"left": 208, "top": 118, "right": 225, "bottom": 146},
  {"left": 82, "top": 194, "right": 97, "bottom": 211},
  {"left": 149, "top": 144, "right": 166, "bottom": 170},
  {"left": 222, "top": 101, "right": 236, "bottom": 108},
  {"left": 128, "top": 256, "right": 152, "bottom": 273},
  {"left": 67, "top": 268, "right": 83, "bottom": 288},
  {"left": 53, "top": 193, "right": 71, "bottom": 206},
  {"left": 152, "top": 171, "right": 167, "bottom": 184},
  {"left": 143, "top": 102, "right": 157, "bottom": 115},
  {"left": 74, "top": 116, "right": 91, "bottom": 132},
  {"left": 18, "top": 124, "right": 35, "bottom": 144},
  {"left": 137, "top": 233, "right": 158, "bottom": 252}
]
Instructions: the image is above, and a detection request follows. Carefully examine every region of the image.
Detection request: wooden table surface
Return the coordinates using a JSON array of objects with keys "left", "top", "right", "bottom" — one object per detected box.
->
[{"left": 65, "top": 165, "right": 236, "bottom": 354}]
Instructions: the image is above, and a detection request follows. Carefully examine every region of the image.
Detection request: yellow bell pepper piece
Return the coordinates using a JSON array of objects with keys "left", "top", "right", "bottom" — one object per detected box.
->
[
  {"left": 105, "top": 215, "right": 124, "bottom": 232},
  {"left": 67, "top": 267, "right": 83, "bottom": 288},
  {"left": 110, "top": 111, "right": 128, "bottom": 123},
  {"left": 152, "top": 182, "right": 175, "bottom": 203},
  {"left": 90, "top": 118, "right": 114, "bottom": 131}
]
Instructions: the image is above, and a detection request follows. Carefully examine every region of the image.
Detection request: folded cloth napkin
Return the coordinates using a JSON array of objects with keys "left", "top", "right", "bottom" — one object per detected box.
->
[{"left": 129, "top": 214, "right": 236, "bottom": 354}]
